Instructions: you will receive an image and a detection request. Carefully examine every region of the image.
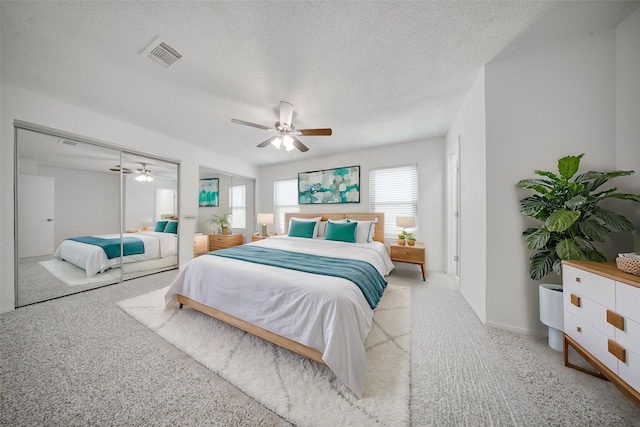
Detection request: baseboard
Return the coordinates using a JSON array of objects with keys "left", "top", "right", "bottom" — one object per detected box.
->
[{"left": 484, "top": 320, "right": 546, "bottom": 338}]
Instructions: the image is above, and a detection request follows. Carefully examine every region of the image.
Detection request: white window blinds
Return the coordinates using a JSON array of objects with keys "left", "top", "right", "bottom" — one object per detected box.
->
[
  {"left": 230, "top": 184, "right": 246, "bottom": 229},
  {"left": 369, "top": 164, "right": 418, "bottom": 238},
  {"left": 274, "top": 179, "right": 299, "bottom": 234}
]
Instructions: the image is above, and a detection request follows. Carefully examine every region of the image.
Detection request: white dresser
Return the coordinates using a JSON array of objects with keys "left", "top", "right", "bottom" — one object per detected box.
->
[{"left": 563, "top": 260, "right": 640, "bottom": 407}]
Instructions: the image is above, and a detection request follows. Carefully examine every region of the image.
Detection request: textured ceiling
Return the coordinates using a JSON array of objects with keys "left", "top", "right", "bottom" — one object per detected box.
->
[{"left": 2, "top": 1, "right": 638, "bottom": 166}]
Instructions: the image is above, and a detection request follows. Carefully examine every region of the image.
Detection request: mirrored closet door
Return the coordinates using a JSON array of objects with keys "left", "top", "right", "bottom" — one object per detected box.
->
[{"left": 15, "top": 124, "right": 179, "bottom": 307}]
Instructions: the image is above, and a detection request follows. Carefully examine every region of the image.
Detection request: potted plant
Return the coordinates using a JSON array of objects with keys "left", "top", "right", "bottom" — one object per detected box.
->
[
  {"left": 517, "top": 153, "right": 640, "bottom": 350},
  {"left": 406, "top": 232, "right": 416, "bottom": 246},
  {"left": 397, "top": 232, "right": 406, "bottom": 246},
  {"left": 208, "top": 213, "right": 231, "bottom": 235}
]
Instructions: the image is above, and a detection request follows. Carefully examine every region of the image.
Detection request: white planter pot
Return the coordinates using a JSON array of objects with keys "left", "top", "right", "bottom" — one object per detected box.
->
[{"left": 539, "top": 283, "right": 564, "bottom": 351}]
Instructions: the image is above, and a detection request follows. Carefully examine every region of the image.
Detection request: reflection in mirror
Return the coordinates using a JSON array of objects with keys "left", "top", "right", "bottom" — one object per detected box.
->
[
  {"left": 197, "top": 166, "right": 255, "bottom": 251},
  {"left": 121, "top": 152, "right": 179, "bottom": 280},
  {"left": 16, "top": 128, "right": 122, "bottom": 306},
  {"left": 15, "top": 126, "right": 180, "bottom": 307}
]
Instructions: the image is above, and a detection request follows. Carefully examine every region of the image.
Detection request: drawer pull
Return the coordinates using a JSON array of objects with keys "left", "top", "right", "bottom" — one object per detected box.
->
[
  {"left": 606, "top": 310, "right": 625, "bottom": 331},
  {"left": 570, "top": 293, "right": 581, "bottom": 308},
  {"left": 575, "top": 277, "right": 581, "bottom": 283},
  {"left": 576, "top": 326, "right": 582, "bottom": 333},
  {"left": 608, "top": 340, "right": 627, "bottom": 363}
]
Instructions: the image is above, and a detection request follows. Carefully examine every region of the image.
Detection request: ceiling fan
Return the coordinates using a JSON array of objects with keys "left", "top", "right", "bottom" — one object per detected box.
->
[
  {"left": 109, "top": 163, "right": 154, "bottom": 182},
  {"left": 231, "top": 101, "right": 332, "bottom": 152},
  {"left": 133, "top": 163, "right": 154, "bottom": 182}
]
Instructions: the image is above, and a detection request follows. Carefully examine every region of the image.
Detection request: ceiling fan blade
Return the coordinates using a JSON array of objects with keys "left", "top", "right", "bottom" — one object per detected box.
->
[
  {"left": 298, "top": 128, "right": 333, "bottom": 136},
  {"left": 257, "top": 136, "right": 279, "bottom": 148},
  {"left": 291, "top": 137, "right": 309, "bottom": 152},
  {"left": 279, "top": 101, "right": 294, "bottom": 130},
  {"left": 231, "top": 118, "right": 273, "bottom": 132}
]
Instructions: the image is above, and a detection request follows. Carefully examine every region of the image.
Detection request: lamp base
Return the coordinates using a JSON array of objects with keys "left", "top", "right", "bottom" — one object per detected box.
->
[{"left": 262, "top": 224, "right": 267, "bottom": 237}]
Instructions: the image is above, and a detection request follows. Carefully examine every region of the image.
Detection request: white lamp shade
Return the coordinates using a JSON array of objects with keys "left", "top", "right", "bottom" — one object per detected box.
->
[
  {"left": 396, "top": 216, "right": 415, "bottom": 228},
  {"left": 257, "top": 213, "right": 274, "bottom": 224}
]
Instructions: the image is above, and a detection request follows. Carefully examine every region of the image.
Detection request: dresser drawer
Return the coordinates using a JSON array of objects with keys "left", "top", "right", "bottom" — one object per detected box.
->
[
  {"left": 563, "top": 265, "right": 615, "bottom": 308},
  {"left": 565, "top": 310, "right": 618, "bottom": 373},
  {"left": 564, "top": 290, "right": 614, "bottom": 338},
  {"left": 614, "top": 314, "right": 640, "bottom": 356},
  {"left": 619, "top": 348, "right": 640, "bottom": 393},
  {"left": 616, "top": 281, "right": 640, "bottom": 324},
  {"left": 390, "top": 245, "right": 424, "bottom": 263}
]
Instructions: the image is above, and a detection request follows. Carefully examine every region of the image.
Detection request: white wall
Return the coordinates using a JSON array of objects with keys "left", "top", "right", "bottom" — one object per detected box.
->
[
  {"left": 1, "top": 83, "right": 258, "bottom": 312},
  {"left": 38, "top": 165, "right": 121, "bottom": 247},
  {"left": 257, "top": 138, "right": 446, "bottom": 272},
  {"left": 446, "top": 68, "right": 487, "bottom": 323},
  {"left": 484, "top": 28, "right": 618, "bottom": 335},
  {"left": 448, "top": 24, "right": 638, "bottom": 335},
  {"left": 615, "top": 7, "right": 640, "bottom": 242}
]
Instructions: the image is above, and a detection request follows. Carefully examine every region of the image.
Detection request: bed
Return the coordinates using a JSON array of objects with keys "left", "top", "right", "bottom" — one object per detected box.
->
[
  {"left": 54, "top": 229, "right": 178, "bottom": 277},
  {"left": 165, "top": 212, "right": 393, "bottom": 398}
]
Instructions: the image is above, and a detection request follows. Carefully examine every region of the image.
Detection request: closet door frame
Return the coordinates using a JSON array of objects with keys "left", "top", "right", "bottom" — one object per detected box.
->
[{"left": 13, "top": 120, "right": 180, "bottom": 307}]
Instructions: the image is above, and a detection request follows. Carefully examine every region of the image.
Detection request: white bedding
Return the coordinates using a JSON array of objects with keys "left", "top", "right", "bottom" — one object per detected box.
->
[
  {"left": 54, "top": 231, "right": 177, "bottom": 277},
  {"left": 165, "top": 236, "right": 394, "bottom": 398}
]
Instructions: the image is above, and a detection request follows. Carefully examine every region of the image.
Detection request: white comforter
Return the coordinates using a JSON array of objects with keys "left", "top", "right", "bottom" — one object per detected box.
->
[
  {"left": 165, "top": 236, "right": 394, "bottom": 397},
  {"left": 54, "top": 231, "right": 177, "bottom": 277}
]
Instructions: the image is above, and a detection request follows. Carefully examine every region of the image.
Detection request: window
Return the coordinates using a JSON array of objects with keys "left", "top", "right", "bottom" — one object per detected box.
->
[
  {"left": 274, "top": 179, "right": 299, "bottom": 234},
  {"left": 230, "top": 184, "right": 246, "bottom": 229},
  {"left": 369, "top": 164, "right": 418, "bottom": 238}
]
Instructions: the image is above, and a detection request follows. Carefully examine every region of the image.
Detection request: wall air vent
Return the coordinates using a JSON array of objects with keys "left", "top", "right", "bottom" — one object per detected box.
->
[{"left": 141, "top": 36, "right": 182, "bottom": 69}]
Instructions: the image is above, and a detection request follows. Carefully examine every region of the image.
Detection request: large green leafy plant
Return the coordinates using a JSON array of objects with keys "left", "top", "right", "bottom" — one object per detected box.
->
[{"left": 517, "top": 154, "right": 640, "bottom": 281}]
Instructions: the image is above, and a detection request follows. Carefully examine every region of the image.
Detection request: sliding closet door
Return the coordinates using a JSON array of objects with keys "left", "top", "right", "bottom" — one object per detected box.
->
[
  {"left": 120, "top": 152, "right": 179, "bottom": 281},
  {"left": 16, "top": 128, "right": 122, "bottom": 306}
]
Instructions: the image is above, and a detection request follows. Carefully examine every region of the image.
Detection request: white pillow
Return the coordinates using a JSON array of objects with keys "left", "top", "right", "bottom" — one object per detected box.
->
[
  {"left": 288, "top": 217, "right": 322, "bottom": 238},
  {"left": 348, "top": 218, "right": 378, "bottom": 243},
  {"left": 317, "top": 221, "right": 328, "bottom": 238}
]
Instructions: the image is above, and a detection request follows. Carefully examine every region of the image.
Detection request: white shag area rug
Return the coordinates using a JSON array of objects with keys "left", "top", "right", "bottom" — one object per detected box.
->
[
  {"left": 117, "top": 285, "right": 411, "bottom": 426},
  {"left": 39, "top": 259, "right": 119, "bottom": 286}
]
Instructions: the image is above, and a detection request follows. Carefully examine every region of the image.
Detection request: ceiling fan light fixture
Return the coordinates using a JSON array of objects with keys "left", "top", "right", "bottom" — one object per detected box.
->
[
  {"left": 135, "top": 174, "right": 154, "bottom": 182},
  {"left": 271, "top": 136, "right": 282, "bottom": 149},
  {"left": 282, "top": 135, "right": 295, "bottom": 151}
]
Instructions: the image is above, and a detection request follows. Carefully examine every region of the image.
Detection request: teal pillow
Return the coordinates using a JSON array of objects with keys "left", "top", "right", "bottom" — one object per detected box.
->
[
  {"left": 325, "top": 221, "right": 357, "bottom": 243},
  {"left": 154, "top": 220, "right": 168, "bottom": 232},
  {"left": 164, "top": 220, "right": 178, "bottom": 234},
  {"left": 288, "top": 219, "right": 316, "bottom": 238}
]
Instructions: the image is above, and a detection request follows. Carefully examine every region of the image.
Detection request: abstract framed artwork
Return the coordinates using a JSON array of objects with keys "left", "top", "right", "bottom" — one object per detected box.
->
[
  {"left": 199, "top": 178, "right": 219, "bottom": 207},
  {"left": 298, "top": 165, "right": 360, "bottom": 204}
]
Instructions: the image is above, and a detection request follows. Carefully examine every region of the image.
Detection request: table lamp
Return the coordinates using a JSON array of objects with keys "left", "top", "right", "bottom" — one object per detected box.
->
[
  {"left": 257, "top": 213, "right": 274, "bottom": 237},
  {"left": 396, "top": 216, "right": 415, "bottom": 234}
]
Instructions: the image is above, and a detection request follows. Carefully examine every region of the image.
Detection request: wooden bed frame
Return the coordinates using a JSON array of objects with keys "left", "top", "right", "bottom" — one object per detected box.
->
[{"left": 177, "top": 212, "right": 385, "bottom": 364}]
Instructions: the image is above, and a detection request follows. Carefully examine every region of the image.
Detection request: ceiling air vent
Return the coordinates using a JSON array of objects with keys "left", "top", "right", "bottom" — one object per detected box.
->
[{"left": 141, "top": 36, "right": 182, "bottom": 69}]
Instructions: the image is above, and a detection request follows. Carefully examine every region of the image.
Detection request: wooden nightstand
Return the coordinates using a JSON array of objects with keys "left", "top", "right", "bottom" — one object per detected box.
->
[
  {"left": 390, "top": 242, "right": 426, "bottom": 281},
  {"left": 193, "top": 234, "right": 208, "bottom": 256},
  {"left": 251, "top": 235, "right": 268, "bottom": 242},
  {"left": 208, "top": 233, "right": 244, "bottom": 251}
]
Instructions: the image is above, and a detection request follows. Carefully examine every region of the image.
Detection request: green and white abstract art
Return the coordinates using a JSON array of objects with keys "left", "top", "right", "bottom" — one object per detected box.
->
[
  {"left": 199, "top": 178, "right": 219, "bottom": 207},
  {"left": 298, "top": 165, "right": 360, "bottom": 204}
]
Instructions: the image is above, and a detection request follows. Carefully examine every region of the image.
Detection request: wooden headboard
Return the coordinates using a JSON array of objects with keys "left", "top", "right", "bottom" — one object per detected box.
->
[{"left": 284, "top": 212, "right": 385, "bottom": 242}]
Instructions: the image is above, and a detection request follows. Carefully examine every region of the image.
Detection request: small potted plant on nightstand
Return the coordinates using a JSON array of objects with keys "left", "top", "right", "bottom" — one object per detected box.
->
[
  {"left": 208, "top": 213, "right": 231, "bottom": 235},
  {"left": 406, "top": 232, "right": 416, "bottom": 246},
  {"left": 397, "top": 232, "right": 406, "bottom": 246}
]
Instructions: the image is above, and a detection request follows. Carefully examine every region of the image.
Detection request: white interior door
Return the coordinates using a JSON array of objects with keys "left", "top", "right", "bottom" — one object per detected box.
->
[{"left": 18, "top": 174, "right": 55, "bottom": 258}]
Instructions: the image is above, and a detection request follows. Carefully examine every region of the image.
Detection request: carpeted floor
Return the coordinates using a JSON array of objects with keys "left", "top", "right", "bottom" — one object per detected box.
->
[{"left": 1, "top": 263, "right": 639, "bottom": 426}]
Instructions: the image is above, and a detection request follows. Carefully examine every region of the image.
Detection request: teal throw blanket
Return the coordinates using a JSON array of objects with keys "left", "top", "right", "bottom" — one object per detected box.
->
[
  {"left": 208, "top": 245, "right": 387, "bottom": 309},
  {"left": 68, "top": 236, "right": 145, "bottom": 259}
]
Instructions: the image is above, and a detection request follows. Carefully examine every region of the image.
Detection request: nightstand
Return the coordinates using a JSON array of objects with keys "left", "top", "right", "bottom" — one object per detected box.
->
[
  {"left": 194, "top": 234, "right": 208, "bottom": 256},
  {"left": 208, "top": 233, "right": 244, "bottom": 251},
  {"left": 251, "top": 235, "right": 268, "bottom": 242},
  {"left": 390, "top": 242, "right": 426, "bottom": 281}
]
